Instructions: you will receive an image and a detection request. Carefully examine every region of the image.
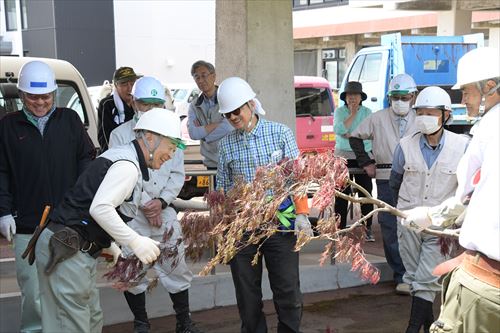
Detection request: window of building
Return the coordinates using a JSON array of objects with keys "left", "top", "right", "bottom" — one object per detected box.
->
[
  {"left": 4, "top": 0, "right": 18, "bottom": 31},
  {"left": 322, "top": 48, "right": 346, "bottom": 89},
  {"left": 293, "top": 0, "right": 348, "bottom": 9},
  {"left": 20, "top": 0, "right": 28, "bottom": 29},
  {"left": 294, "top": 50, "right": 318, "bottom": 76}
]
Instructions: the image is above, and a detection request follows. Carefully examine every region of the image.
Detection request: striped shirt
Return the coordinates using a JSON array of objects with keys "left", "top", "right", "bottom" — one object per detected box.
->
[{"left": 216, "top": 117, "right": 299, "bottom": 192}]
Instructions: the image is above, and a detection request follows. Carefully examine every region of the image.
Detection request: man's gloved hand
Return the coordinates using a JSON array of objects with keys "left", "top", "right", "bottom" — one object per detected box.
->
[
  {"left": 0, "top": 215, "right": 16, "bottom": 242},
  {"left": 101, "top": 242, "right": 122, "bottom": 267},
  {"left": 128, "top": 235, "right": 160, "bottom": 265},
  {"left": 294, "top": 214, "right": 314, "bottom": 237},
  {"left": 401, "top": 207, "right": 432, "bottom": 232}
]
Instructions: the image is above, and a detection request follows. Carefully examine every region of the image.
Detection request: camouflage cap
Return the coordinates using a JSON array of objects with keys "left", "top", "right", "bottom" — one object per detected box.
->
[{"left": 113, "top": 67, "right": 141, "bottom": 83}]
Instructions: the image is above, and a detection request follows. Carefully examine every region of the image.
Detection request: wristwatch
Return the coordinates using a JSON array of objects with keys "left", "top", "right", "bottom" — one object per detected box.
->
[{"left": 157, "top": 198, "right": 168, "bottom": 210}]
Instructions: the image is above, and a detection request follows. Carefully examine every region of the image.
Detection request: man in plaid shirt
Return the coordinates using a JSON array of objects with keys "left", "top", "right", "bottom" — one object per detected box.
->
[{"left": 216, "top": 77, "right": 313, "bottom": 333}]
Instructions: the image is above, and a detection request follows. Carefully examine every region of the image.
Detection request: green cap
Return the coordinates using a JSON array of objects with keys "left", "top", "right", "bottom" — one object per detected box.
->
[
  {"left": 138, "top": 97, "right": 165, "bottom": 104},
  {"left": 387, "top": 90, "right": 410, "bottom": 96}
]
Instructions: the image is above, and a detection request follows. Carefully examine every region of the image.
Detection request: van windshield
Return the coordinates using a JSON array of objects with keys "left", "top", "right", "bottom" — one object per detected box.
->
[
  {"left": 173, "top": 89, "right": 189, "bottom": 100},
  {"left": 295, "top": 87, "right": 331, "bottom": 117}
]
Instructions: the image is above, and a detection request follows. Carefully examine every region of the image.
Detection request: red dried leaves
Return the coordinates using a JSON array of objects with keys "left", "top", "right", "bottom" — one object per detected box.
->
[
  {"left": 103, "top": 227, "right": 181, "bottom": 288},
  {"left": 106, "top": 152, "right": 380, "bottom": 286}
]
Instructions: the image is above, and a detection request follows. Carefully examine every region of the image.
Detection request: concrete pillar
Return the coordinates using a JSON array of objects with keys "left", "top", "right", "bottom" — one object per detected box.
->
[
  {"left": 437, "top": 0, "right": 471, "bottom": 36},
  {"left": 344, "top": 39, "right": 357, "bottom": 69},
  {"left": 488, "top": 27, "right": 500, "bottom": 49},
  {"left": 215, "top": 0, "right": 295, "bottom": 133}
]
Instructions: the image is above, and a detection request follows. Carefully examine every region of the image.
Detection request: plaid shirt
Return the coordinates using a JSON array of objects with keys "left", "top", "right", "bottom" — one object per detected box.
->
[{"left": 216, "top": 117, "right": 299, "bottom": 192}]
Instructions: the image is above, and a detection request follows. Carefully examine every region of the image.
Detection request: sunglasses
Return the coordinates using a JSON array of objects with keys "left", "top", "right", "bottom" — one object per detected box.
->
[{"left": 222, "top": 104, "right": 246, "bottom": 119}]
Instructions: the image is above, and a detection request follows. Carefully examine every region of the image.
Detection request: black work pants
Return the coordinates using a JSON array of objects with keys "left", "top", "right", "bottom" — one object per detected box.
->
[
  {"left": 334, "top": 159, "right": 373, "bottom": 229},
  {"left": 229, "top": 232, "right": 302, "bottom": 333}
]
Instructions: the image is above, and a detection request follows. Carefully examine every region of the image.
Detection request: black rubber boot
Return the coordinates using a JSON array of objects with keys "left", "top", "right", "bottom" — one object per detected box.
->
[
  {"left": 405, "top": 296, "right": 433, "bottom": 333},
  {"left": 170, "top": 290, "right": 203, "bottom": 333},
  {"left": 124, "top": 291, "right": 150, "bottom": 333}
]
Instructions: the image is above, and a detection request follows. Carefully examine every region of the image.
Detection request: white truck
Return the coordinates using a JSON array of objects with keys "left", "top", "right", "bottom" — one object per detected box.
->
[{"left": 339, "top": 32, "right": 485, "bottom": 133}]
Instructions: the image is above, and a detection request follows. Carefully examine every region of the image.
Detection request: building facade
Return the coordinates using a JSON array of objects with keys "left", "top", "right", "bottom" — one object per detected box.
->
[{"left": 292, "top": 0, "right": 500, "bottom": 89}]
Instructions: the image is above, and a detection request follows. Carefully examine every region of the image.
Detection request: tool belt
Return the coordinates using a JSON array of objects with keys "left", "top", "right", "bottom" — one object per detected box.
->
[
  {"left": 45, "top": 221, "right": 103, "bottom": 274},
  {"left": 461, "top": 250, "right": 500, "bottom": 288}
]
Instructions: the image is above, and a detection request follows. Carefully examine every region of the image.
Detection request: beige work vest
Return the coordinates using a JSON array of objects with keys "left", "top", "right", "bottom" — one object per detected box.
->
[
  {"left": 351, "top": 108, "right": 417, "bottom": 179},
  {"left": 397, "top": 130, "right": 469, "bottom": 212}
]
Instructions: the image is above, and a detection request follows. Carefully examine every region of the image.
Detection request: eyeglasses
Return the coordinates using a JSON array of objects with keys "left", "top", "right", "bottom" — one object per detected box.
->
[
  {"left": 24, "top": 93, "right": 53, "bottom": 101},
  {"left": 222, "top": 104, "right": 245, "bottom": 119},
  {"left": 390, "top": 95, "right": 413, "bottom": 102},
  {"left": 193, "top": 72, "right": 213, "bottom": 81}
]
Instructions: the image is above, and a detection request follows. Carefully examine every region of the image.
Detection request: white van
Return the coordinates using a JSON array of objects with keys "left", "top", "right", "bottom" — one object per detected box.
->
[
  {"left": 0, "top": 56, "right": 99, "bottom": 147},
  {"left": 170, "top": 83, "right": 200, "bottom": 119}
]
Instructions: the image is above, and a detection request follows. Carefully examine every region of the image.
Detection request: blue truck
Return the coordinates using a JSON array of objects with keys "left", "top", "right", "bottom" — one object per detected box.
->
[{"left": 339, "top": 32, "right": 484, "bottom": 133}]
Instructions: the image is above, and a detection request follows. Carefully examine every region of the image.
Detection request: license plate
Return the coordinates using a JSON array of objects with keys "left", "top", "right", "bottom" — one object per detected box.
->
[
  {"left": 321, "top": 133, "right": 335, "bottom": 141},
  {"left": 196, "top": 176, "right": 209, "bottom": 187}
]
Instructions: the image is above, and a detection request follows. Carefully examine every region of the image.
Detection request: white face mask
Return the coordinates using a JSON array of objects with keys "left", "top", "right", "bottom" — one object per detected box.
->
[
  {"left": 391, "top": 100, "right": 411, "bottom": 116},
  {"left": 416, "top": 115, "right": 440, "bottom": 134}
]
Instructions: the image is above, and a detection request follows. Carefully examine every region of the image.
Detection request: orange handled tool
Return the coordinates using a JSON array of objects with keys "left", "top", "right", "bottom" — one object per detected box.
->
[{"left": 22, "top": 205, "right": 51, "bottom": 265}]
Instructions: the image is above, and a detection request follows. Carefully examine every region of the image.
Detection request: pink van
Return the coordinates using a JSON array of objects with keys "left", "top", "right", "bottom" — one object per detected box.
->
[{"left": 294, "top": 76, "right": 335, "bottom": 154}]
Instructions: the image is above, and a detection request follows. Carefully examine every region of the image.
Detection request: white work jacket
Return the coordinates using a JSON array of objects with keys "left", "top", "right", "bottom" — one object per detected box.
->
[{"left": 457, "top": 104, "right": 500, "bottom": 260}]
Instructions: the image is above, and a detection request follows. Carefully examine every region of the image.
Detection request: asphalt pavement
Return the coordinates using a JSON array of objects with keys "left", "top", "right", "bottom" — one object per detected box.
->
[
  {"left": 102, "top": 221, "right": 440, "bottom": 333},
  {"left": 103, "top": 281, "right": 441, "bottom": 333}
]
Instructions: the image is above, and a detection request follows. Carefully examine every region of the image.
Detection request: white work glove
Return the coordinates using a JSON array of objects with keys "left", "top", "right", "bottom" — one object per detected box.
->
[
  {"left": 401, "top": 207, "right": 432, "bottom": 232},
  {"left": 128, "top": 235, "right": 161, "bottom": 265},
  {"left": 0, "top": 215, "right": 16, "bottom": 242},
  {"left": 294, "top": 214, "right": 314, "bottom": 237},
  {"left": 101, "top": 242, "right": 122, "bottom": 267}
]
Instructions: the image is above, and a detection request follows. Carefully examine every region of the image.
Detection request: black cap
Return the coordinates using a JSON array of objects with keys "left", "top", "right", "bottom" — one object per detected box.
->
[{"left": 340, "top": 81, "right": 367, "bottom": 103}]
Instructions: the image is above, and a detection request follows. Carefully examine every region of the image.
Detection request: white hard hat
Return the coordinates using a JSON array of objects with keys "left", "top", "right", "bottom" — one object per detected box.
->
[
  {"left": 134, "top": 108, "right": 185, "bottom": 149},
  {"left": 452, "top": 47, "right": 500, "bottom": 89},
  {"left": 132, "top": 76, "right": 166, "bottom": 104},
  {"left": 217, "top": 77, "right": 256, "bottom": 114},
  {"left": 17, "top": 60, "right": 58, "bottom": 94},
  {"left": 413, "top": 86, "right": 452, "bottom": 111},
  {"left": 388, "top": 74, "right": 417, "bottom": 96}
]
